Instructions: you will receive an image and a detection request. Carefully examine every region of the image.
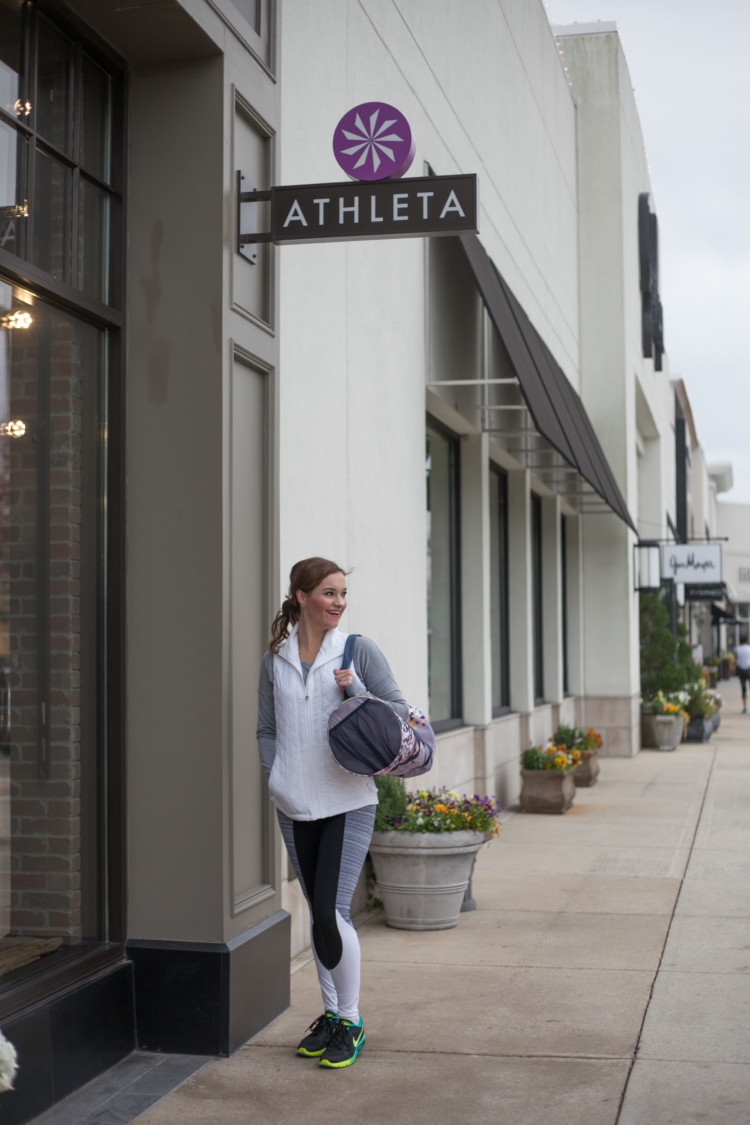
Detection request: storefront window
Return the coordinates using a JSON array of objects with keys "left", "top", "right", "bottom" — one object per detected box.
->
[
  {"left": 0, "top": 281, "right": 109, "bottom": 977},
  {"left": 0, "top": 2, "right": 119, "bottom": 307},
  {"left": 490, "top": 467, "right": 510, "bottom": 713},
  {"left": 0, "top": 2, "right": 122, "bottom": 992},
  {"left": 532, "top": 493, "right": 544, "bottom": 703},
  {"left": 561, "top": 515, "right": 569, "bottom": 695},
  {"left": 426, "top": 421, "right": 461, "bottom": 726}
]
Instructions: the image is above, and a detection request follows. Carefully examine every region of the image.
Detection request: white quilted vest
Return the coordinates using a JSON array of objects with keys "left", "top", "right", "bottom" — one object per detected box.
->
[{"left": 269, "top": 626, "right": 377, "bottom": 820}]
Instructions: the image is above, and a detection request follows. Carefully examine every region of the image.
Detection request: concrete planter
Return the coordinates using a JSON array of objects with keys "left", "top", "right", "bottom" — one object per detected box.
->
[
  {"left": 519, "top": 769, "right": 575, "bottom": 814},
  {"left": 573, "top": 751, "right": 600, "bottom": 788},
  {"left": 685, "top": 716, "right": 712, "bottom": 742},
  {"left": 641, "top": 712, "right": 685, "bottom": 751},
  {"left": 369, "top": 830, "right": 486, "bottom": 931}
]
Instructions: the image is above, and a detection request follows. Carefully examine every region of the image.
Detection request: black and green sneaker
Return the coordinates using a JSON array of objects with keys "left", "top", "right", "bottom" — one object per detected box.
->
[
  {"left": 319, "top": 1016, "right": 365, "bottom": 1068},
  {"left": 296, "top": 1011, "right": 338, "bottom": 1057}
]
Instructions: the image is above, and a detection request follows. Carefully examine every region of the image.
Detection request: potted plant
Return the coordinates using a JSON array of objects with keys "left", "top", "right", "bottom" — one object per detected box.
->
[
  {"left": 369, "top": 777, "right": 501, "bottom": 931},
  {"left": 640, "top": 691, "right": 688, "bottom": 751},
  {"left": 704, "top": 688, "right": 722, "bottom": 731},
  {"left": 684, "top": 685, "right": 717, "bottom": 742},
  {"left": 553, "top": 724, "right": 603, "bottom": 787},
  {"left": 519, "top": 744, "right": 577, "bottom": 813},
  {"left": 639, "top": 592, "right": 701, "bottom": 749}
]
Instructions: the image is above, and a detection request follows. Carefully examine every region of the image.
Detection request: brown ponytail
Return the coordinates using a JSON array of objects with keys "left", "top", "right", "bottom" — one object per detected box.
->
[{"left": 268, "top": 556, "right": 347, "bottom": 653}]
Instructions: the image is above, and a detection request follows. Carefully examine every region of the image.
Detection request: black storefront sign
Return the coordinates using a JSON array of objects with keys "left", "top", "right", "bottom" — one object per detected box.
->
[
  {"left": 238, "top": 173, "right": 478, "bottom": 250},
  {"left": 685, "top": 582, "right": 726, "bottom": 602}
]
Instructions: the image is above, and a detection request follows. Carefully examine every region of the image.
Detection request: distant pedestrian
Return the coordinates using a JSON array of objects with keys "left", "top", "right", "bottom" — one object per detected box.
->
[
  {"left": 256, "top": 556, "right": 409, "bottom": 1068},
  {"left": 735, "top": 635, "right": 750, "bottom": 713}
]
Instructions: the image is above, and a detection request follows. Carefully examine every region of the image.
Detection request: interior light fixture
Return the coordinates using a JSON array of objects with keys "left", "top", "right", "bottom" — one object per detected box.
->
[{"left": 1, "top": 311, "right": 32, "bottom": 330}]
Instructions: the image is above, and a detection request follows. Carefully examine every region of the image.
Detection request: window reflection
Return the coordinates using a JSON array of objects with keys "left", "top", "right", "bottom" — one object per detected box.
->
[
  {"left": 78, "top": 178, "right": 110, "bottom": 302},
  {"left": 33, "top": 148, "right": 71, "bottom": 282},
  {"left": 426, "top": 424, "right": 461, "bottom": 724},
  {"left": 490, "top": 468, "right": 510, "bottom": 712},
  {"left": 0, "top": 121, "right": 27, "bottom": 259},
  {"left": 0, "top": 6, "right": 119, "bottom": 309},
  {"left": 81, "top": 55, "right": 111, "bottom": 184},
  {"left": 0, "top": 1, "right": 22, "bottom": 115},
  {"left": 36, "top": 16, "right": 72, "bottom": 155}
]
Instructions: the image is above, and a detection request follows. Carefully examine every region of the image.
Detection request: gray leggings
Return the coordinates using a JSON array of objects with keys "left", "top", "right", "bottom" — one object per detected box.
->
[{"left": 276, "top": 804, "right": 376, "bottom": 971}]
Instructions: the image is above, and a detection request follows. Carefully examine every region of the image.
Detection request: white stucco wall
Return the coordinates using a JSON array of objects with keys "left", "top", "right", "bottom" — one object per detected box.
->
[
  {"left": 717, "top": 502, "right": 750, "bottom": 605},
  {"left": 560, "top": 25, "right": 676, "bottom": 723},
  {"left": 278, "top": 0, "right": 582, "bottom": 707}
]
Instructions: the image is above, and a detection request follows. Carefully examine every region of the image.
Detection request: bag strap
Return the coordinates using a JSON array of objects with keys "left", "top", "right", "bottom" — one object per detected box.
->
[{"left": 341, "top": 633, "right": 360, "bottom": 671}]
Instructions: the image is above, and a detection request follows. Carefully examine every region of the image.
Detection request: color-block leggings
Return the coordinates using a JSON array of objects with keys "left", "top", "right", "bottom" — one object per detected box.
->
[{"left": 277, "top": 804, "right": 376, "bottom": 1022}]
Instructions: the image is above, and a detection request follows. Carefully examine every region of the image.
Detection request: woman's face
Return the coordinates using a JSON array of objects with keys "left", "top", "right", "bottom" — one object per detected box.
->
[{"left": 297, "top": 571, "right": 347, "bottom": 631}]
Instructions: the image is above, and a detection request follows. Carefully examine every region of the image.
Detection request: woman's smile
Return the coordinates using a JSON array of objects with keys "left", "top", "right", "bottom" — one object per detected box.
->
[{"left": 298, "top": 572, "right": 348, "bottom": 633}]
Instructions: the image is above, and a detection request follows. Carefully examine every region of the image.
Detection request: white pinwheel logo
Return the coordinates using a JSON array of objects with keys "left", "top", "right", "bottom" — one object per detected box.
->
[
  {"left": 339, "top": 108, "right": 405, "bottom": 175},
  {"left": 333, "top": 101, "right": 416, "bottom": 181}
]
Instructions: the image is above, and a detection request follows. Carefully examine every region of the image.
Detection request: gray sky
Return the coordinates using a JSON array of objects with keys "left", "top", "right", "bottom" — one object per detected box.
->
[{"left": 544, "top": 0, "right": 750, "bottom": 504}]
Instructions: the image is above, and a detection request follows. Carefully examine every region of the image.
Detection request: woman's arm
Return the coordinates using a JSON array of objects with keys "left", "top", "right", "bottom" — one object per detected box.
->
[
  {"left": 352, "top": 637, "right": 410, "bottom": 722},
  {"left": 256, "top": 651, "right": 277, "bottom": 778}
]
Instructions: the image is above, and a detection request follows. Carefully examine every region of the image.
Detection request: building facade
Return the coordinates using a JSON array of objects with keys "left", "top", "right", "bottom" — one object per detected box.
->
[{"left": 0, "top": 2, "right": 690, "bottom": 1120}]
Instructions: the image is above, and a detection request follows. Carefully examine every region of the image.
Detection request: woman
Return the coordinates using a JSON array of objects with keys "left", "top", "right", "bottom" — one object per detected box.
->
[{"left": 257, "top": 557, "right": 408, "bottom": 1069}]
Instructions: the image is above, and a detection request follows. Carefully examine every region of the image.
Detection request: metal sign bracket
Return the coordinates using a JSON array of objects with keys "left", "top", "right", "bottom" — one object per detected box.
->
[{"left": 237, "top": 172, "right": 272, "bottom": 262}]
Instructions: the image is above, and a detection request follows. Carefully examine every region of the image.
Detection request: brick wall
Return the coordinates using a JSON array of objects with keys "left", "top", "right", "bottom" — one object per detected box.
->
[{"left": 5, "top": 309, "right": 91, "bottom": 942}]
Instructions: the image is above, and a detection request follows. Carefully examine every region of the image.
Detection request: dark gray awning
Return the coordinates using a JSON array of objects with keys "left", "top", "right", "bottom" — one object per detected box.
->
[
  {"left": 458, "top": 232, "right": 637, "bottom": 532},
  {"left": 711, "top": 602, "right": 739, "bottom": 624}
]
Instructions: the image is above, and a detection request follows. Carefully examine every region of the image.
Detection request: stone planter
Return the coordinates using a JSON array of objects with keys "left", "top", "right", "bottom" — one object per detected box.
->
[
  {"left": 685, "top": 716, "right": 712, "bottom": 742},
  {"left": 519, "top": 769, "right": 575, "bottom": 814},
  {"left": 369, "top": 830, "right": 486, "bottom": 931},
  {"left": 641, "top": 712, "right": 685, "bottom": 751},
  {"left": 573, "top": 751, "right": 600, "bottom": 788}
]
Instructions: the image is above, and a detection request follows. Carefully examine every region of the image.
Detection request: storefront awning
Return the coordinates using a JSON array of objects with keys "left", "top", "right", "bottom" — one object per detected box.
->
[
  {"left": 458, "top": 232, "right": 637, "bottom": 532},
  {"left": 711, "top": 602, "right": 740, "bottom": 625}
]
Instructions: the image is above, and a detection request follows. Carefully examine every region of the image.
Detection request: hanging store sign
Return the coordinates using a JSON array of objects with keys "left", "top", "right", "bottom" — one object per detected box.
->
[
  {"left": 661, "top": 543, "right": 722, "bottom": 584},
  {"left": 685, "top": 582, "right": 726, "bottom": 602},
  {"left": 273, "top": 174, "right": 477, "bottom": 244},
  {"left": 237, "top": 173, "right": 478, "bottom": 252},
  {"left": 237, "top": 103, "right": 477, "bottom": 255}
]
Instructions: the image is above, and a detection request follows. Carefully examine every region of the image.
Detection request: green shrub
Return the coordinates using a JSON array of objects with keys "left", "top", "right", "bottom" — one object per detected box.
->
[
  {"left": 640, "top": 591, "right": 702, "bottom": 700},
  {"left": 373, "top": 775, "right": 408, "bottom": 830}
]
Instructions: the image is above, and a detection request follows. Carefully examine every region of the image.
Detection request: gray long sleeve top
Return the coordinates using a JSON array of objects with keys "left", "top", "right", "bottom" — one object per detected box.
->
[{"left": 256, "top": 634, "right": 409, "bottom": 779}]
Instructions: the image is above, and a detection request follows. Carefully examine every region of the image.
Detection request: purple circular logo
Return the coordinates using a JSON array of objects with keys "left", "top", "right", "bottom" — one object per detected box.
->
[{"left": 333, "top": 102, "right": 415, "bottom": 182}]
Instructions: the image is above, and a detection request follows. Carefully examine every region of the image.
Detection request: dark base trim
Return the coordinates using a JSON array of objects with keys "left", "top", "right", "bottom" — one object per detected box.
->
[
  {"left": 127, "top": 909, "right": 290, "bottom": 1056},
  {"left": 0, "top": 961, "right": 135, "bottom": 1125}
]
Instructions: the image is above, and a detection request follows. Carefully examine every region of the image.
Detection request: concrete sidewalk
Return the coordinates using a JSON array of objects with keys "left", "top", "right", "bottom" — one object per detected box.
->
[{"left": 134, "top": 685, "right": 750, "bottom": 1125}]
